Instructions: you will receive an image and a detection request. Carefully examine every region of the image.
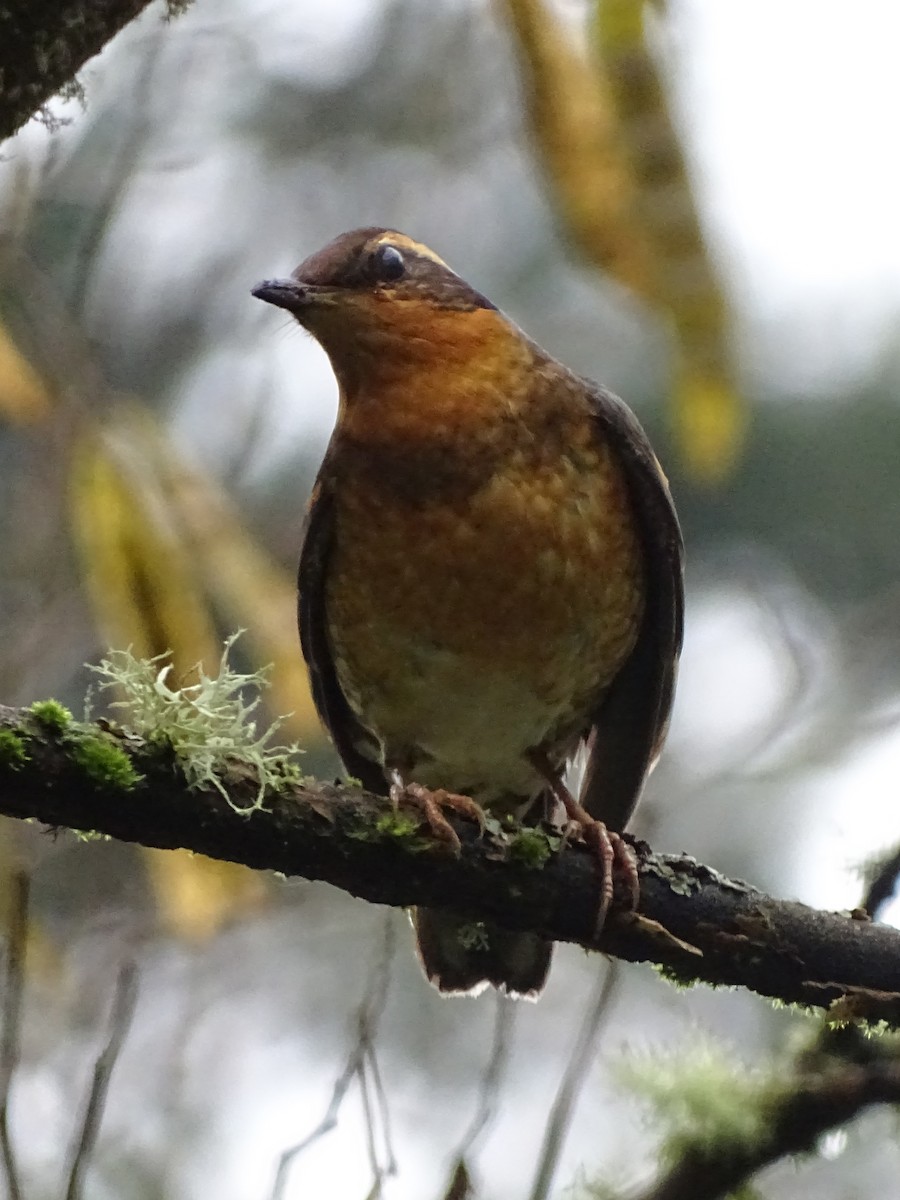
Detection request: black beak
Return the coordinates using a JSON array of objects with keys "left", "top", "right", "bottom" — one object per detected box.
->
[{"left": 251, "top": 277, "right": 307, "bottom": 311}]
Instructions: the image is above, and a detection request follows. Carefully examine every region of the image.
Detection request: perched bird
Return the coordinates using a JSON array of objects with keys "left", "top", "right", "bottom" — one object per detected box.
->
[{"left": 253, "top": 228, "right": 683, "bottom": 998}]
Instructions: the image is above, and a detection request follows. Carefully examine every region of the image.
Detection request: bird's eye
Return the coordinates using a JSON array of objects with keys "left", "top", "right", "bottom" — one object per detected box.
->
[{"left": 370, "top": 244, "right": 406, "bottom": 283}]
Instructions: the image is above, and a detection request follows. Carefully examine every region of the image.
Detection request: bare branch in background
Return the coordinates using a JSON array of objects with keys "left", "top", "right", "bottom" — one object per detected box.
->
[
  {"left": 457, "top": 995, "right": 517, "bottom": 1156},
  {"left": 0, "top": 872, "right": 28, "bottom": 1200},
  {"left": 64, "top": 960, "right": 139, "bottom": 1200},
  {"left": 270, "top": 915, "right": 396, "bottom": 1200},
  {"left": 439, "top": 992, "right": 517, "bottom": 1196},
  {"left": 636, "top": 1053, "right": 900, "bottom": 1200},
  {"left": 362, "top": 1011, "right": 398, "bottom": 1187},
  {"left": 631, "top": 840, "right": 900, "bottom": 1200},
  {"left": 439, "top": 1159, "right": 474, "bottom": 1200},
  {"left": 528, "top": 964, "right": 619, "bottom": 1200}
]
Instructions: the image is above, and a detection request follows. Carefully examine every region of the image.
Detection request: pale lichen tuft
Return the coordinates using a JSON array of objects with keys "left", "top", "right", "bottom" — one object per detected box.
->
[{"left": 86, "top": 634, "right": 301, "bottom": 812}]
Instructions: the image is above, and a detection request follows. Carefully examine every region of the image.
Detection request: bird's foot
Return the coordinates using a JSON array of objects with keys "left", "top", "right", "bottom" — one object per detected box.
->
[
  {"left": 579, "top": 816, "right": 639, "bottom": 936},
  {"left": 389, "top": 777, "right": 485, "bottom": 854},
  {"left": 529, "top": 751, "right": 639, "bottom": 936}
]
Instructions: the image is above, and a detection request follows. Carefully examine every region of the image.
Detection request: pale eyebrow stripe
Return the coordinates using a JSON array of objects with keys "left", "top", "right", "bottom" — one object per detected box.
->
[{"left": 372, "top": 232, "right": 450, "bottom": 270}]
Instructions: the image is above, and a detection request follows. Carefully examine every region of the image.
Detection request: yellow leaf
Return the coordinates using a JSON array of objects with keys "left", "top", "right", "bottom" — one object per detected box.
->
[
  {"left": 162, "top": 463, "right": 322, "bottom": 742},
  {"left": 69, "top": 416, "right": 221, "bottom": 670},
  {"left": 114, "top": 406, "right": 322, "bottom": 742},
  {"left": 143, "top": 849, "right": 269, "bottom": 941},
  {"left": 500, "top": 0, "right": 652, "bottom": 295},
  {"left": 596, "top": 0, "right": 745, "bottom": 477},
  {"left": 0, "top": 323, "right": 52, "bottom": 424},
  {"left": 674, "top": 368, "right": 746, "bottom": 485},
  {"left": 503, "top": 0, "right": 746, "bottom": 479}
]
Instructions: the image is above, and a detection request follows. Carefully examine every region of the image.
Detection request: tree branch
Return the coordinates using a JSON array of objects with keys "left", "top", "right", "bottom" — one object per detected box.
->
[
  {"left": 629, "top": 843, "right": 900, "bottom": 1200},
  {"left": 639, "top": 1043, "right": 900, "bottom": 1200},
  {"left": 1, "top": 703, "right": 899, "bottom": 1023},
  {"left": 0, "top": 0, "right": 169, "bottom": 142}
]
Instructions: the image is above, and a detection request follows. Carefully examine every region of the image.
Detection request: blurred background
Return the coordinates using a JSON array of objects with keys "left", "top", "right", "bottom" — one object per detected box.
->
[{"left": 1, "top": 0, "right": 899, "bottom": 1197}]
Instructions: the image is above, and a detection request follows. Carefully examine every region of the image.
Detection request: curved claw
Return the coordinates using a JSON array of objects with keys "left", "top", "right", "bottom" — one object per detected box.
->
[
  {"left": 582, "top": 822, "right": 639, "bottom": 935},
  {"left": 389, "top": 779, "right": 486, "bottom": 854},
  {"left": 527, "top": 748, "right": 640, "bottom": 935}
]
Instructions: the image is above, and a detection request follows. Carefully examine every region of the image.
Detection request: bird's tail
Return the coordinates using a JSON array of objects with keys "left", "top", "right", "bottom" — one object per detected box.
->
[{"left": 412, "top": 908, "right": 552, "bottom": 998}]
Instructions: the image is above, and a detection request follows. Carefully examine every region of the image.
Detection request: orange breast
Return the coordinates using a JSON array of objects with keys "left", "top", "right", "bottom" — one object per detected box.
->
[{"left": 325, "top": 414, "right": 645, "bottom": 795}]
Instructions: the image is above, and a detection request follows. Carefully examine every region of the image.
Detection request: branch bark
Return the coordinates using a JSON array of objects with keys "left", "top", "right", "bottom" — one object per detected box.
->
[
  {"left": 0, "top": 0, "right": 164, "bottom": 142},
  {"left": 1, "top": 703, "right": 899, "bottom": 1024}
]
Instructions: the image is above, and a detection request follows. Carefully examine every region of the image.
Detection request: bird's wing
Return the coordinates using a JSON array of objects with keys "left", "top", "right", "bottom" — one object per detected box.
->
[
  {"left": 298, "top": 471, "right": 389, "bottom": 796},
  {"left": 580, "top": 382, "right": 685, "bottom": 831}
]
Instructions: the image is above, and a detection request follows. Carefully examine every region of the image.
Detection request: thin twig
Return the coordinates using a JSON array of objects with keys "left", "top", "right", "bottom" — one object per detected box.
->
[
  {"left": 353, "top": 918, "right": 398, "bottom": 1197},
  {"left": 0, "top": 871, "right": 29, "bottom": 1200},
  {"left": 439, "top": 1158, "right": 473, "bottom": 1200},
  {"left": 270, "top": 1035, "right": 360, "bottom": 1200},
  {"left": 271, "top": 915, "right": 396, "bottom": 1200},
  {"left": 365, "top": 1040, "right": 398, "bottom": 1178},
  {"left": 528, "top": 963, "right": 620, "bottom": 1200},
  {"left": 64, "top": 960, "right": 139, "bottom": 1200},
  {"left": 438, "top": 994, "right": 517, "bottom": 1200},
  {"left": 358, "top": 1053, "right": 386, "bottom": 1198},
  {"left": 458, "top": 994, "right": 517, "bottom": 1156}
]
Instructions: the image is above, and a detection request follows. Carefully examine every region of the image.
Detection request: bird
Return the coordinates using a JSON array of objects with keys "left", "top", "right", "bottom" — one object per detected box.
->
[{"left": 252, "top": 227, "right": 683, "bottom": 998}]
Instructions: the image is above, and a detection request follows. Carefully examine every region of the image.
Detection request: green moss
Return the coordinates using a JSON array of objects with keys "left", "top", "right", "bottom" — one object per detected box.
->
[
  {"left": 29, "top": 699, "right": 72, "bottom": 734},
  {"left": 507, "top": 826, "right": 561, "bottom": 868},
  {"left": 374, "top": 810, "right": 421, "bottom": 839},
  {"left": 70, "top": 734, "right": 142, "bottom": 791},
  {"left": 617, "top": 1038, "right": 782, "bottom": 1169},
  {"left": 0, "top": 729, "right": 29, "bottom": 770},
  {"left": 345, "top": 808, "right": 431, "bottom": 851}
]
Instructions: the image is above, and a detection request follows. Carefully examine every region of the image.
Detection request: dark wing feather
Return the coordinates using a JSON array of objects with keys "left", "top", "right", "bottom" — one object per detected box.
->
[
  {"left": 298, "top": 472, "right": 389, "bottom": 796},
  {"left": 580, "top": 382, "right": 684, "bottom": 831}
]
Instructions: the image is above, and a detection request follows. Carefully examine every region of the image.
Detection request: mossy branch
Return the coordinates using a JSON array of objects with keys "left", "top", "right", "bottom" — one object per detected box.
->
[
  {"left": 1, "top": 701, "right": 899, "bottom": 1025},
  {"left": 0, "top": 1, "right": 188, "bottom": 142},
  {"left": 631, "top": 1029, "right": 900, "bottom": 1200}
]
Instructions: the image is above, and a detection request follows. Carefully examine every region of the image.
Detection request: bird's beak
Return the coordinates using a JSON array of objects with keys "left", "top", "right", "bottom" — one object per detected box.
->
[{"left": 251, "top": 277, "right": 311, "bottom": 312}]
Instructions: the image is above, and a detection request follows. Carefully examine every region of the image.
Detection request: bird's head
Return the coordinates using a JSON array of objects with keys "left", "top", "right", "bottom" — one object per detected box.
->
[{"left": 252, "top": 228, "right": 525, "bottom": 402}]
